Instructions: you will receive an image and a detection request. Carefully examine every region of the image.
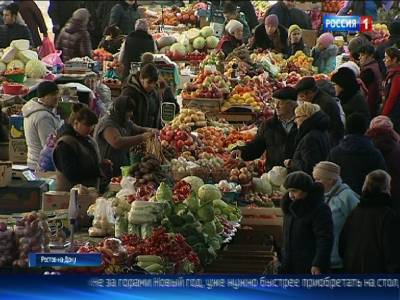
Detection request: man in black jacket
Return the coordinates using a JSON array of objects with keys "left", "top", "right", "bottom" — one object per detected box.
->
[
  {"left": 328, "top": 113, "right": 387, "bottom": 195},
  {"left": 295, "top": 77, "right": 344, "bottom": 146},
  {"left": 236, "top": 87, "right": 298, "bottom": 171},
  {"left": 0, "top": 3, "right": 31, "bottom": 48}
]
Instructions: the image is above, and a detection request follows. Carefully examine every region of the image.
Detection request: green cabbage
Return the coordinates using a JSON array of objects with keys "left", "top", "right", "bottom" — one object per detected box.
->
[
  {"left": 182, "top": 176, "right": 204, "bottom": 194},
  {"left": 203, "top": 221, "right": 216, "bottom": 237},
  {"left": 197, "top": 204, "right": 215, "bottom": 223},
  {"left": 156, "top": 182, "right": 173, "bottom": 202},
  {"left": 25, "top": 59, "right": 47, "bottom": 78},
  {"left": 183, "top": 193, "right": 200, "bottom": 213},
  {"left": 198, "top": 184, "right": 222, "bottom": 205},
  {"left": 252, "top": 177, "right": 273, "bottom": 195}
]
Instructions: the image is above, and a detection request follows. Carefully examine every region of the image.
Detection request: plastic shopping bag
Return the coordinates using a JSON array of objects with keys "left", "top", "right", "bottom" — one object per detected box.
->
[
  {"left": 38, "top": 134, "right": 57, "bottom": 172},
  {"left": 41, "top": 50, "right": 64, "bottom": 69},
  {"left": 38, "top": 37, "right": 56, "bottom": 59}
]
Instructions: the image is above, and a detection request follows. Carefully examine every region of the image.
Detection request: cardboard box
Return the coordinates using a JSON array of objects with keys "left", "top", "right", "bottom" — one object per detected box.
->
[
  {"left": 182, "top": 98, "right": 223, "bottom": 113},
  {"left": 77, "top": 191, "right": 98, "bottom": 227},
  {"left": 9, "top": 115, "right": 24, "bottom": 139},
  {"left": 42, "top": 191, "right": 70, "bottom": 211},
  {"left": 9, "top": 139, "right": 27, "bottom": 163}
]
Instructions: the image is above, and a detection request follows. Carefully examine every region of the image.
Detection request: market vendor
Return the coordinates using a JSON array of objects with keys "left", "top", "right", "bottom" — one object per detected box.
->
[
  {"left": 222, "top": 2, "right": 250, "bottom": 43},
  {"left": 311, "top": 32, "right": 338, "bottom": 75},
  {"left": 0, "top": 3, "right": 32, "bottom": 48},
  {"left": 98, "top": 25, "right": 124, "bottom": 55},
  {"left": 94, "top": 96, "right": 155, "bottom": 177},
  {"left": 287, "top": 24, "right": 310, "bottom": 57},
  {"left": 251, "top": 14, "right": 288, "bottom": 55},
  {"left": 295, "top": 76, "right": 344, "bottom": 146},
  {"left": 121, "top": 63, "right": 161, "bottom": 129},
  {"left": 216, "top": 20, "right": 244, "bottom": 57},
  {"left": 233, "top": 87, "right": 298, "bottom": 171},
  {"left": 53, "top": 104, "right": 104, "bottom": 192},
  {"left": 22, "top": 81, "right": 62, "bottom": 171}
]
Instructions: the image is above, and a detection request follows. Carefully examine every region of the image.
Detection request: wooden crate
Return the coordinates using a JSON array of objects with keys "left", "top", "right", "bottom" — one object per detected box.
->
[
  {"left": 242, "top": 216, "right": 283, "bottom": 226},
  {"left": 218, "top": 112, "right": 257, "bottom": 123},
  {"left": 240, "top": 207, "right": 283, "bottom": 217},
  {"left": 182, "top": 98, "right": 223, "bottom": 113}
]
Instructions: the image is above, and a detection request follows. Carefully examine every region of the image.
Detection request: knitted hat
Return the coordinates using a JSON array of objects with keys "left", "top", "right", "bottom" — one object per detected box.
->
[
  {"left": 346, "top": 113, "right": 368, "bottom": 135},
  {"left": 331, "top": 67, "right": 358, "bottom": 90},
  {"left": 288, "top": 24, "right": 301, "bottom": 37},
  {"left": 337, "top": 61, "right": 360, "bottom": 77},
  {"left": 265, "top": 14, "right": 279, "bottom": 27},
  {"left": 284, "top": 171, "right": 313, "bottom": 192},
  {"left": 273, "top": 87, "right": 297, "bottom": 102},
  {"left": 225, "top": 19, "right": 243, "bottom": 35},
  {"left": 370, "top": 115, "right": 394, "bottom": 131},
  {"left": 72, "top": 8, "right": 90, "bottom": 24},
  {"left": 37, "top": 81, "right": 59, "bottom": 98},
  {"left": 313, "top": 161, "right": 341, "bottom": 181},
  {"left": 295, "top": 102, "right": 320, "bottom": 119},
  {"left": 318, "top": 32, "right": 334, "bottom": 48},
  {"left": 135, "top": 18, "right": 148, "bottom": 32},
  {"left": 295, "top": 76, "right": 317, "bottom": 93}
]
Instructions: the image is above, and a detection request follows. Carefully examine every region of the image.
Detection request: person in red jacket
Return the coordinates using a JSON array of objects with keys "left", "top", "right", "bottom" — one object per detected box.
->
[
  {"left": 216, "top": 19, "right": 243, "bottom": 57},
  {"left": 382, "top": 47, "right": 400, "bottom": 133}
]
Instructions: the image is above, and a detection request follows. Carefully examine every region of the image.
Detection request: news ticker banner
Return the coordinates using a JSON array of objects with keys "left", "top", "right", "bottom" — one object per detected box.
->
[
  {"left": 0, "top": 275, "right": 399, "bottom": 300},
  {"left": 323, "top": 15, "right": 373, "bottom": 32}
]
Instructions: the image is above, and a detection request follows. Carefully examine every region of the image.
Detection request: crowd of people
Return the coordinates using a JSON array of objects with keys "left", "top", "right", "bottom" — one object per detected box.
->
[{"left": 2, "top": 0, "right": 399, "bottom": 274}]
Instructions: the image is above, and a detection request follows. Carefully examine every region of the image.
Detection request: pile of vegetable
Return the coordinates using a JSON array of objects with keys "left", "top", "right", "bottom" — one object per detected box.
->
[
  {"left": 0, "top": 223, "right": 16, "bottom": 267},
  {"left": 129, "top": 154, "right": 167, "bottom": 186}
]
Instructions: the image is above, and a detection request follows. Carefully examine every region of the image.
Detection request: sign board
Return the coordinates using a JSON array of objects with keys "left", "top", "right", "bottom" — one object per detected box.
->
[
  {"left": 323, "top": 15, "right": 373, "bottom": 33},
  {"left": 161, "top": 102, "right": 176, "bottom": 124}
]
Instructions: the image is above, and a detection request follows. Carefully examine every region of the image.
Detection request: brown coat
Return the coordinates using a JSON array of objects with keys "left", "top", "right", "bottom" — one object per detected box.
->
[
  {"left": 56, "top": 19, "right": 92, "bottom": 62},
  {"left": 17, "top": 0, "right": 47, "bottom": 47}
]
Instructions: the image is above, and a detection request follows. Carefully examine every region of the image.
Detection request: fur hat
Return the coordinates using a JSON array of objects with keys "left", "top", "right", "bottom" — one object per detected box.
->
[
  {"left": 313, "top": 161, "right": 341, "bottom": 181},
  {"left": 337, "top": 61, "right": 360, "bottom": 77},
  {"left": 284, "top": 171, "right": 313, "bottom": 192},
  {"left": 72, "top": 8, "right": 90, "bottom": 24},
  {"left": 295, "top": 76, "right": 317, "bottom": 93},
  {"left": 273, "top": 87, "right": 297, "bottom": 102}
]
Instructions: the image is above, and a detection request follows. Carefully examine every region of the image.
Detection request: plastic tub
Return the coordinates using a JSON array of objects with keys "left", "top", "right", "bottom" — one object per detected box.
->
[
  {"left": 5, "top": 73, "right": 26, "bottom": 83},
  {"left": 2, "top": 82, "right": 26, "bottom": 95}
]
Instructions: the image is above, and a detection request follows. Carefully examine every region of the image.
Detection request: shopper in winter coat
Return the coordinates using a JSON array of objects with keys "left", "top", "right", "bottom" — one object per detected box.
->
[
  {"left": 237, "top": 87, "right": 298, "bottom": 171},
  {"left": 281, "top": 171, "right": 333, "bottom": 274},
  {"left": 94, "top": 96, "right": 154, "bottom": 177},
  {"left": 22, "top": 81, "right": 62, "bottom": 170},
  {"left": 109, "top": 0, "right": 141, "bottom": 35},
  {"left": 382, "top": 47, "right": 400, "bottom": 132},
  {"left": 48, "top": 0, "right": 83, "bottom": 41},
  {"left": 222, "top": 2, "right": 250, "bottom": 43},
  {"left": 339, "top": 170, "right": 400, "bottom": 273},
  {"left": 121, "top": 63, "right": 161, "bottom": 129},
  {"left": 266, "top": 0, "right": 295, "bottom": 29},
  {"left": 359, "top": 44, "right": 383, "bottom": 117},
  {"left": 284, "top": 103, "right": 331, "bottom": 175},
  {"left": 288, "top": 7, "right": 312, "bottom": 30},
  {"left": 96, "top": 1, "right": 119, "bottom": 41},
  {"left": 311, "top": 33, "right": 338, "bottom": 74},
  {"left": 347, "top": 32, "right": 373, "bottom": 62},
  {"left": 216, "top": 20, "right": 243, "bottom": 57},
  {"left": 377, "top": 20, "right": 400, "bottom": 75},
  {"left": 0, "top": 3, "right": 32, "bottom": 48},
  {"left": 315, "top": 79, "right": 346, "bottom": 125},
  {"left": 287, "top": 24, "right": 310, "bottom": 57},
  {"left": 366, "top": 116, "right": 400, "bottom": 214},
  {"left": 331, "top": 67, "right": 371, "bottom": 121},
  {"left": 312, "top": 161, "right": 359, "bottom": 271},
  {"left": 328, "top": 113, "right": 387, "bottom": 195},
  {"left": 98, "top": 25, "right": 124, "bottom": 54},
  {"left": 16, "top": 0, "right": 47, "bottom": 48},
  {"left": 53, "top": 104, "right": 103, "bottom": 192},
  {"left": 235, "top": 0, "right": 258, "bottom": 30},
  {"left": 120, "top": 19, "right": 156, "bottom": 80},
  {"left": 296, "top": 76, "right": 344, "bottom": 146},
  {"left": 251, "top": 14, "right": 288, "bottom": 54},
  {"left": 56, "top": 8, "right": 92, "bottom": 62}
]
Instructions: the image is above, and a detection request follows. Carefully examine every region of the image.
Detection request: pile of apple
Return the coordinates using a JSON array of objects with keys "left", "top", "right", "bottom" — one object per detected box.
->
[
  {"left": 196, "top": 127, "right": 226, "bottom": 150},
  {"left": 372, "top": 23, "right": 390, "bottom": 46},
  {"left": 160, "top": 126, "right": 197, "bottom": 153},
  {"left": 157, "top": 6, "right": 198, "bottom": 26},
  {"left": 181, "top": 70, "right": 229, "bottom": 100},
  {"left": 171, "top": 108, "right": 207, "bottom": 129},
  {"left": 280, "top": 72, "right": 302, "bottom": 87},
  {"left": 229, "top": 167, "right": 253, "bottom": 185}
]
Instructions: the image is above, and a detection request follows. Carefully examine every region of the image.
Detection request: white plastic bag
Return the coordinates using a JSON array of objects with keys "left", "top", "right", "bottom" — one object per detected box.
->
[{"left": 116, "top": 177, "right": 136, "bottom": 200}]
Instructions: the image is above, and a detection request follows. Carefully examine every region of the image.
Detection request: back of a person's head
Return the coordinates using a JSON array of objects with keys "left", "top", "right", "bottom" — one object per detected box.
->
[
  {"left": 70, "top": 103, "right": 98, "bottom": 126},
  {"left": 140, "top": 63, "right": 159, "bottom": 82},
  {"left": 105, "top": 25, "right": 122, "bottom": 37},
  {"left": 331, "top": 67, "right": 358, "bottom": 91},
  {"left": 362, "top": 169, "right": 391, "bottom": 195},
  {"left": 140, "top": 52, "right": 155, "bottom": 66},
  {"left": 111, "top": 96, "right": 135, "bottom": 125},
  {"left": 295, "top": 102, "right": 320, "bottom": 120},
  {"left": 346, "top": 113, "right": 368, "bottom": 135}
]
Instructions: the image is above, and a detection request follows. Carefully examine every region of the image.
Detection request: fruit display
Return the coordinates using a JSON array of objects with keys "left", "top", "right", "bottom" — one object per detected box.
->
[
  {"left": 223, "top": 91, "right": 262, "bottom": 112},
  {"left": 372, "top": 23, "right": 390, "bottom": 46},
  {"left": 4, "top": 68, "right": 24, "bottom": 75},
  {"left": 252, "top": 1, "right": 271, "bottom": 22},
  {"left": 276, "top": 71, "right": 302, "bottom": 87},
  {"left": 196, "top": 127, "right": 226, "bottom": 149},
  {"left": 229, "top": 167, "right": 253, "bottom": 185},
  {"left": 160, "top": 126, "right": 197, "bottom": 152},
  {"left": 313, "top": 73, "right": 330, "bottom": 81},
  {"left": 181, "top": 69, "right": 229, "bottom": 99},
  {"left": 322, "top": 0, "right": 344, "bottom": 13},
  {"left": 225, "top": 127, "right": 257, "bottom": 148},
  {"left": 285, "top": 51, "right": 315, "bottom": 76},
  {"left": 242, "top": 192, "right": 274, "bottom": 207},
  {"left": 157, "top": 6, "right": 198, "bottom": 26},
  {"left": 0, "top": 223, "right": 16, "bottom": 267},
  {"left": 172, "top": 181, "right": 192, "bottom": 204},
  {"left": 93, "top": 48, "right": 113, "bottom": 61},
  {"left": 170, "top": 108, "right": 207, "bottom": 129},
  {"left": 216, "top": 180, "right": 242, "bottom": 193},
  {"left": 129, "top": 154, "right": 167, "bottom": 186},
  {"left": 199, "top": 52, "right": 225, "bottom": 70}
]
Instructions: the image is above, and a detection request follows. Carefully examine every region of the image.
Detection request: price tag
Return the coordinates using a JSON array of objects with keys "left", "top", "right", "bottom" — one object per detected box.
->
[{"left": 161, "top": 102, "right": 176, "bottom": 124}]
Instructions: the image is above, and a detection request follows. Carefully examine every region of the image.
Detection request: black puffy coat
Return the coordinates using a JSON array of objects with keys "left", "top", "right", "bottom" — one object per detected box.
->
[
  {"left": 288, "top": 111, "right": 331, "bottom": 175},
  {"left": 328, "top": 134, "right": 387, "bottom": 195},
  {"left": 252, "top": 23, "right": 288, "bottom": 55},
  {"left": 281, "top": 183, "right": 334, "bottom": 274},
  {"left": 240, "top": 115, "right": 297, "bottom": 171},
  {"left": 337, "top": 85, "right": 370, "bottom": 122},
  {"left": 339, "top": 192, "right": 400, "bottom": 274}
]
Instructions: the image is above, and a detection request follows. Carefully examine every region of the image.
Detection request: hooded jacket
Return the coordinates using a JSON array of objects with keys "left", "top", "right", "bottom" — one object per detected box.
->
[
  {"left": 382, "top": 65, "right": 400, "bottom": 132},
  {"left": 56, "top": 18, "right": 92, "bottom": 62},
  {"left": 22, "top": 98, "right": 62, "bottom": 170},
  {"left": 328, "top": 134, "right": 387, "bottom": 195},
  {"left": 281, "top": 183, "right": 333, "bottom": 274},
  {"left": 311, "top": 44, "right": 338, "bottom": 74},
  {"left": 339, "top": 192, "right": 400, "bottom": 274},
  {"left": 121, "top": 73, "right": 161, "bottom": 129},
  {"left": 289, "top": 111, "right": 331, "bottom": 175},
  {"left": 109, "top": 0, "right": 140, "bottom": 35}
]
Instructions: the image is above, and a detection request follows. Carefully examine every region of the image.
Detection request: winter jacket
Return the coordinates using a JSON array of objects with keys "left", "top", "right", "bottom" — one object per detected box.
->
[
  {"left": 48, "top": 0, "right": 83, "bottom": 38},
  {"left": 281, "top": 183, "right": 333, "bottom": 274},
  {"left": 311, "top": 89, "right": 345, "bottom": 147},
  {"left": 311, "top": 45, "right": 338, "bottom": 75},
  {"left": 96, "top": 1, "right": 120, "bottom": 37},
  {"left": 338, "top": 90, "right": 371, "bottom": 121},
  {"left": 328, "top": 134, "right": 387, "bottom": 195},
  {"left": 339, "top": 192, "right": 400, "bottom": 273},
  {"left": 17, "top": 0, "right": 47, "bottom": 47},
  {"left": 252, "top": 23, "right": 288, "bottom": 55},
  {"left": 94, "top": 115, "right": 143, "bottom": 177},
  {"left": 120, "top": 30, "right": 156, "bottom": 79},
  {"left": 56, "top": 19, "right": 92, "bottom": 62},
  {"left": 109, "top": 1, "right": 140, "bottom": 35},
  {"left": 239, "top": 115, "right": 297, "bottom": 171},
  {"left": 53, "top": 124, "right": 101, "bottom": 191},
  {"left": 367, "top": 127, "right": 400, "bottom": 214},
  {"left": 288, "top": 111, "right": 331, "bottom": 175},
  {"left": 121, "top": 73, "right": 161, "bottom": 129},
  {"left": 360, "top": 59, "right": 383, "bottom": 117},
  {"left": 22, "top": 98, "right": 62, "bottom": 170},
  {"left": 323, "top": 180, "right": 359, "bottom": 269},
  {"left": 236, "top": 1, "right": 258, "bottom": 30},
  {"left": 0, "top": 23, "right": 32, "bottom": 48},
  {"left": 287, "top": 40, "right": 310, "bottom": 57},
  {"left": 98, "top": 35, "right": 124, "bottom": 54},
  {"left": 382, "top": 65, "right": 400, "bottom": 132},
  {"left": 266, "top": 1, "right": 291, "bottom": 29},
  {"left": 288, "top": 8, "right": 312, "bottom": 30},
  {"left": 216, "top": 34, "right": 242, "bottom": 57}
]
